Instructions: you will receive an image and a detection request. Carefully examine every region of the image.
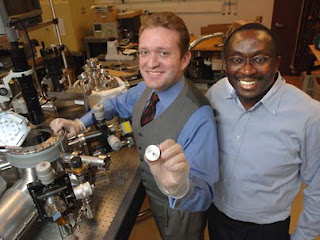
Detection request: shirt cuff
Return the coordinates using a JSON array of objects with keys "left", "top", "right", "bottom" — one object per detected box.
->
[{"left": 169, "top": 179, "right": 193, "bottom": 208}]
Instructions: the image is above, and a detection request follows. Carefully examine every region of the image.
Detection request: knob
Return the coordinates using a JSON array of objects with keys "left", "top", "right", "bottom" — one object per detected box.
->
[{"left": 0, "top": 87, "right": 8, "bottom": 96}]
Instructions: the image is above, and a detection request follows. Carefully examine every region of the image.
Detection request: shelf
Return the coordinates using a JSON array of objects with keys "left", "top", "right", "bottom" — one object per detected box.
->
[
  {"left": 21, "top": 20, "right": 55, "bottom": 33},
  {"left": 0, "top": 20, "right": 55, "bottom": 49}
]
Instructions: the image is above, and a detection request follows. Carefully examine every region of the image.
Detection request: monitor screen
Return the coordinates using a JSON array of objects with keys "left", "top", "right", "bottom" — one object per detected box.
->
[
  {"left": 94, "top": 24, "right": 102, "bottom": 31},
  {"left": 4, "top": 0, "right": 36, "bottom": 16}
]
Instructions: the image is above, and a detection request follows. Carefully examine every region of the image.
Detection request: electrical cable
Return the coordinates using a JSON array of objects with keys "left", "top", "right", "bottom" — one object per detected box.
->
[
  {"left": 40, "top": 97, "right": 57, "bottom": 106},
  {"left": 137, "top": 208, "right": 151, "bottom": 218}
]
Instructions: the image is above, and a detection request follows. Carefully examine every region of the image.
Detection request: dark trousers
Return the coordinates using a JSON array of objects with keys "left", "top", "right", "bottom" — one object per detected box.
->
[
  {"left": 208, "top": 204, "right": 290, "bottom": 240},
  {"left": 148, "top": 196, "right": 207, "bottom": 240}
]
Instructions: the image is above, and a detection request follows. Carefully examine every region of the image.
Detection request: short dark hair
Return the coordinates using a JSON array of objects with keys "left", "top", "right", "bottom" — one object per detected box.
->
[
  {"left": 223, "top": 23, "right": 279, "bottom": 57},
  {"left": 139, "top": 12, "right": 190, "bottom": 58}
]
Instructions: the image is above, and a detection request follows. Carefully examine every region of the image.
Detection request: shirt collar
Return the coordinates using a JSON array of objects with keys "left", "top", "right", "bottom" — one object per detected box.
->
[
  {"left": 153, "top": 76, "right": 185, "bottom": 108},
  {"left": 260, "top": 72, "right": 285, "bottom": 115},
  {"left": 225, "top": 72, "right": 285, "bottom": 115},
  {"left": 225, "top": 78, "right": 235, "bottom": 99}
]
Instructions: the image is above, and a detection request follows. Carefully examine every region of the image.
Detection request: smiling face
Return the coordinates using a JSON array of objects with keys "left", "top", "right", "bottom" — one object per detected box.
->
[
  {"left": 225, "top": 29, "right": 280, "bottom": 110},
  {"left": 138, "top": 26, "right": 191, "bottom": 92}
]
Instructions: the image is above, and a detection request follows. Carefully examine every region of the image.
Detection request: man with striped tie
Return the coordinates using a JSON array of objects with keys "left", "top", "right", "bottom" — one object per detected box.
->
[{"left": 51, "top": 12, "right": 219, "bottom": 239}]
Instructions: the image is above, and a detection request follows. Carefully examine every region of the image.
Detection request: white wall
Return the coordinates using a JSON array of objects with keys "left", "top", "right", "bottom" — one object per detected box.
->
[
  {"left": 95, "top": 0, "right": 275, "bottom": 35},
  {"left": 180, "top": 0, "right": 275, "bottom": 35}
]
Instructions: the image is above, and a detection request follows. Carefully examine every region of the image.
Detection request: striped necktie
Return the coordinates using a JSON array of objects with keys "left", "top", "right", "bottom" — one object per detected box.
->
[{"left": 140, "top": 92, "right": 159, "bottom": 126}]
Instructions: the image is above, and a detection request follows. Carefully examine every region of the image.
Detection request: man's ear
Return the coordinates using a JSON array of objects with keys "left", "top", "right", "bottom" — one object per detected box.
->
[
  {"left": 181, "top": 51, "right": 191, "bottom": 71},
  {"left": 275, "top": 55, "right": 281, "bottom": 71}
]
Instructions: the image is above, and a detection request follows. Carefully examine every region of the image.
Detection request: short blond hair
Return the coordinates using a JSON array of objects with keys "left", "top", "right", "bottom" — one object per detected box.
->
[{"left": 139, "top": 12, "right": 190, "bottom": 58}]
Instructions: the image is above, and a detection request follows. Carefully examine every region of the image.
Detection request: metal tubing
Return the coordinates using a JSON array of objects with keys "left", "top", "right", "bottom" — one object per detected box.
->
[
  {"left": 13, "top": 168, "right": 38, "bottom": 192},
  {"left": 57, "top": 224, "right": 75, "bottom": 239},
  {"left": 0, "top": 168, "right": 38, "bottom": 239},
  {"left": 62, "top": 153, "right": 109, "bottom": 170},
  {"left": 189, "top": 32, "right": 224, "bottom": 51},
  {"left": 0, "top": 188, "right": 38, "bottom": 240},
  {"left": 83, "top": 198, "right": 94, "bottom": 219},
  {"left": 0, "top": 161, "right": 11, "bottom": 171},
  {"left": 68, "top": 131, "right": 102, "bottom": 147}
]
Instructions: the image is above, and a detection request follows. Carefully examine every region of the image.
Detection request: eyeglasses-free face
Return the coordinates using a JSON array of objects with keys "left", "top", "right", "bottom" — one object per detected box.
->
[
  {"left": 226, "top": 55, "right": 273, "bottom": 70},
  {"left": 138, "top": 26, "right": 191, "bottom": 92}
]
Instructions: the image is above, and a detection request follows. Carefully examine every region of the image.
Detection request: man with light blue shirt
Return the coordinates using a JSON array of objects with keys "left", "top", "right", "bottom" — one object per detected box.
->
[
  {"left": 206, "top": 23, "right": 320, "bottom": 240},
  {"left": 51, "top": 12, "right": 219, "bottom": 240}
]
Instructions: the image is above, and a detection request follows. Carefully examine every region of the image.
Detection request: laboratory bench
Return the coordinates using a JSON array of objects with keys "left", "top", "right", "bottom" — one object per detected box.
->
[{"left": 23, "top": 147, "right": 146, "bottom": 240}]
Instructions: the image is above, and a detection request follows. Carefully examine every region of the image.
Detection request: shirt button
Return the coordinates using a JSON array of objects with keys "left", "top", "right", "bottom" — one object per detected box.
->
[
  {"left": 236, "top": 135, "right": 240, "bottom": 139},
  {"left": 138, "top": 146, "right": 142, "bottom": 150},
  {"left": 139, "top": 133, "right": 142, "bottom": 137}
]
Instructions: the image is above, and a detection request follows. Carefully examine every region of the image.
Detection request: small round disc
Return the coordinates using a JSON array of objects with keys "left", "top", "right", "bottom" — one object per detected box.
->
[{"left": 145, "top": 145, "right": 161, "bottom": 161}]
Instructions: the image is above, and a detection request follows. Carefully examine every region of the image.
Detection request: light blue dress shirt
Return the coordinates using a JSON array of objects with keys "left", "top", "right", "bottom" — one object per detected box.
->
[
  {"left": 206, "top": 73, "right": 320, "bottom": 240},
  {"left": 81, "top": 76, "right": 219, "bottom": 212}
]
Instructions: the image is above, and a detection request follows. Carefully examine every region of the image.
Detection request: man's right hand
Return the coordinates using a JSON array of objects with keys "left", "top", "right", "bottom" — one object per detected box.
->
[{"left": 50, "top": 118, "right": 86, "bottom": 138}]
